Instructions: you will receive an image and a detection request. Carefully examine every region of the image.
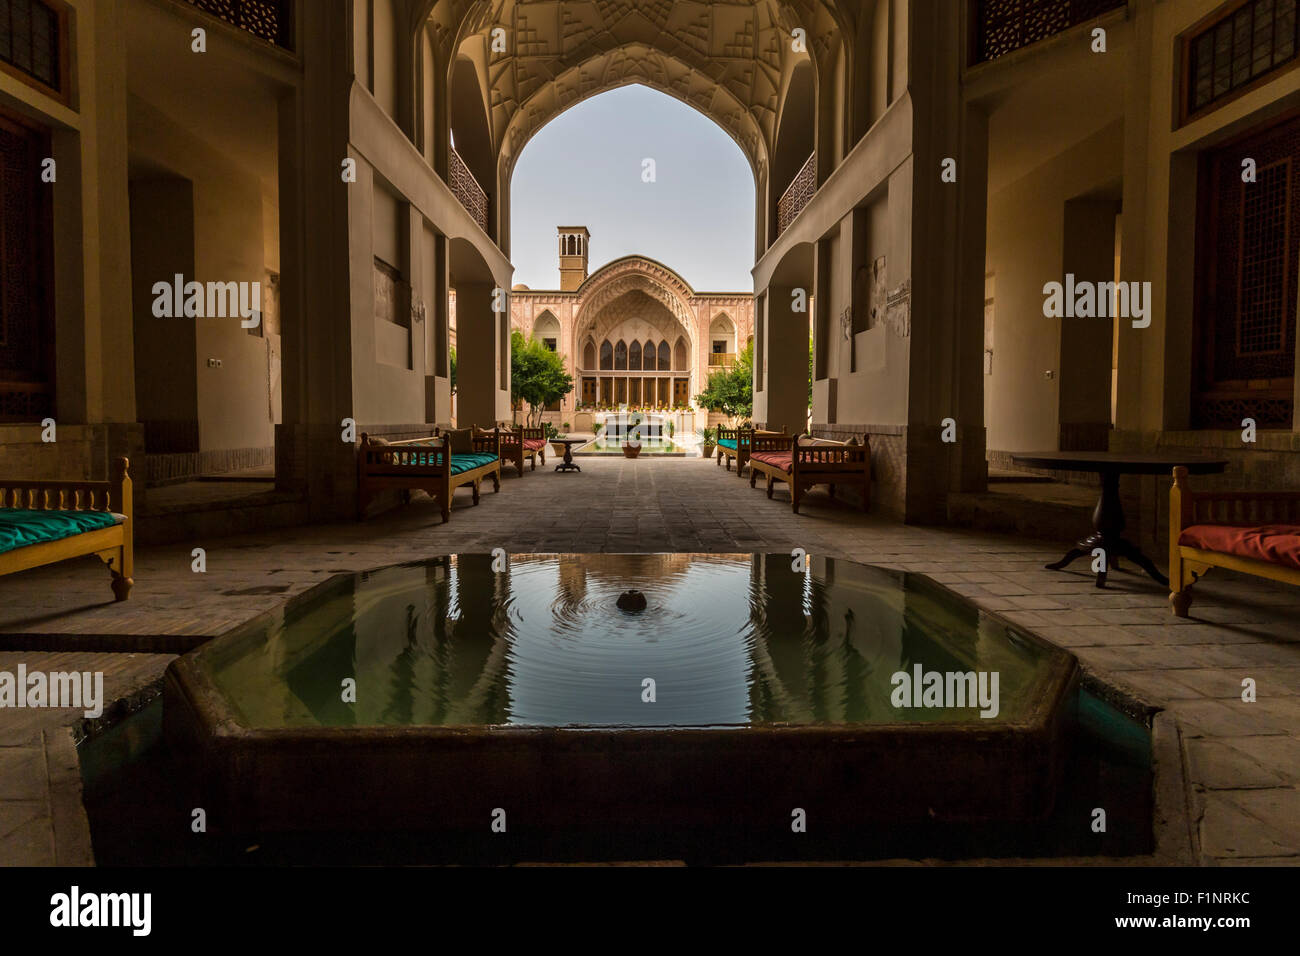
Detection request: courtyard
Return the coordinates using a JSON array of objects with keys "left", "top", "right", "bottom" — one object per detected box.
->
[{"left": 2, "top": 455, "right": 1297, "bottom": 866}]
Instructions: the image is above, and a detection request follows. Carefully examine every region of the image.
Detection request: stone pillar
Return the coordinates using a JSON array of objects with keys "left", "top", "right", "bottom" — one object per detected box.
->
[
  {"left": 901, "top": 0, "right": 989, "bottom": 521},
  {"left": 456, "top": 283, "right": 499, "bottom": 428},
  {"left": 81, "top": 0, "right": 143, "bottom": 477},
  {"left": 425, "top": 231, "right": 452, "bottom": 424},
  {"left": 275, "top": 1, "right": 356, "bottom": 518}
]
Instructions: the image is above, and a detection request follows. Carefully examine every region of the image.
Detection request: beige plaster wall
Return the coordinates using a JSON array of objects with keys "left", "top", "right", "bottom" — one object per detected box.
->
[
  {"left": 127, "top": 96, "right": 277, "bottom": 453},
  {"left": 984, "top": 122, "right": 1122, "bottom": 452}
]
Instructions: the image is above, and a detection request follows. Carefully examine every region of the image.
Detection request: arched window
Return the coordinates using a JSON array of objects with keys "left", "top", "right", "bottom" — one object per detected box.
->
[
  {"left": 533, "top": 310, "right": 560, "bottom": 353},
  {"left": 600, "top": 340, "right": 613, "bottom": 370},
  {"left": 658, "top": 341, "right": 670, "bottom": 370},
  {"left": 643, "top": 339, "right": 656, "bottom": 370},
  {"left": 584, "top": 341, "right": 596, "bottom": 369},
  {"left": 614, "top": 340, "right": 628, "bottom": 370},
  {"left": 674, "top": 338, "right": 688, "bottom": 371},
  {"left": 629, "top": 340, "right": 642, "bottom": 369}
]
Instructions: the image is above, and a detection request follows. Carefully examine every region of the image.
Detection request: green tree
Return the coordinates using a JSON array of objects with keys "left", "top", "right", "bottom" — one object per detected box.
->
[
  {"left": 695, "top": 340, "right": 754, "bottom": 422},
  {"left": 449, "top": 347, "right": 457, "bottom": 394},
  {"left": 510, "top": 329, "right": 574, "bottom": 426}
]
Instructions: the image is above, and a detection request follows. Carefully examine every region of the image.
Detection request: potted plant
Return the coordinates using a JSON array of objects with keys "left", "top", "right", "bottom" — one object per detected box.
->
[
  {"left": 623, "top": 424, "right": 642, "bottom": 459},
  {"left": 700, "top": 425, "right": 716, "bottom": 459},
  {"left": 545, "top": 421, "right": 568, "bottom": 457}
]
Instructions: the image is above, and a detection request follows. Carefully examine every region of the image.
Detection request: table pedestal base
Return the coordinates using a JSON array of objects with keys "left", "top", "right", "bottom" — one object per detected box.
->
[
  {"left": 1043, "top": 471, "right": 1168, "bottom": 588},
  {"left": 555, "top": 443, "right": 581, "bottom": 473},
  {"left": 1045, "top": 532, "right": 1167, "bottom": 588}
]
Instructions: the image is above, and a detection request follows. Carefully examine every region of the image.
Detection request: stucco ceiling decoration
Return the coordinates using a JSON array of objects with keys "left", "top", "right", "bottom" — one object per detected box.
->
[
  {"left": 420, "top": 1, "right": 851, "bottom": 183},
  {"left": 578, "top": 269, "right": 699, "bottom": 348},
  {"left": 583, "top": 289, "right": 694, "bottom": 350}
]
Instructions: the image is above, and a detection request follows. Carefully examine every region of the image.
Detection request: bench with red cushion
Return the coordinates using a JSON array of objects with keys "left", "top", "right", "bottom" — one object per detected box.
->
[
  {"left": 1169, "top": 466, "right": 1300, "bottom": 616},
  {"left": 1178, "top": 524, "right": 1300, "bottom": 572},
  {"left": 747, "top": 434, "right": 870, "bottom": 514},
  {"left": 749, "top": 451, "right": 793, "bottom": 471}
]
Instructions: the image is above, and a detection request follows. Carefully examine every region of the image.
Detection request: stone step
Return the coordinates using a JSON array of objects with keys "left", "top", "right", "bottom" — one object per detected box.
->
[
  {"left": 947, "top": 485, "right": 1093, "bottom": 543},
  {"left": 136, "top": 492, "right": 309, "bottom": 546}
]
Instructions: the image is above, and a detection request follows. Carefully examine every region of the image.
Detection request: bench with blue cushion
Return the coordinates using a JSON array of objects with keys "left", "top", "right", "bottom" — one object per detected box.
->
[
  {"left": 0, "top": 459, "right": 134, "bottom": 601},
  {"left": 714, "top": 425, "right": 787, "bottom": 476},
  {"left": 357, "top": 432, "right": 502, "bottom": 523}
]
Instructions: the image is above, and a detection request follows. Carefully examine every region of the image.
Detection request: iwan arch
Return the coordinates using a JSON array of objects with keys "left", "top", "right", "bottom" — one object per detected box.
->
[
  {"left": 509, "top": 240, "right": 754, "bottom": 423},
  {"left": 3, "top": 0, "right": 1298, "bottom": 530}
]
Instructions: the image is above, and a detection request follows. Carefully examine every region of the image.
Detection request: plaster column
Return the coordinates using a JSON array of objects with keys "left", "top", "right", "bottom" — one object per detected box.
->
[
  {"left": 902, "top": 0, "right": 989, "bottom": 521},
  {"left": 275, "top": 2, "right": 356, "bottom": 518},
  {"left": 456, "top": 282, "right": 499, "bottom": 428},
  {"left": 763, "top": 284, "right": 810, "bottom": 434}
]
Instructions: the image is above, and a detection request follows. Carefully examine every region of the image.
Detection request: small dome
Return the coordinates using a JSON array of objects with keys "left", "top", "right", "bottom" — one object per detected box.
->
[{"left": 512, "top": 283, "right": 531, "bottom": 291}]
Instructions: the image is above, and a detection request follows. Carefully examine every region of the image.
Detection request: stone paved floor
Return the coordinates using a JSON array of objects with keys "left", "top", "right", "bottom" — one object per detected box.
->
[{"left": 1, "top": 456, "right": 1296, "bottom": 865}]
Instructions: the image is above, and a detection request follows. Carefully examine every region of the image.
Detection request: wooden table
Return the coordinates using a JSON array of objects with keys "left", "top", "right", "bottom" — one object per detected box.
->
[
  {"left": 552, "top": 437, "right": 586, "bottom": 473},
  {"left": 1010, "top": 451, "right": 1228, "bottom": 588}
]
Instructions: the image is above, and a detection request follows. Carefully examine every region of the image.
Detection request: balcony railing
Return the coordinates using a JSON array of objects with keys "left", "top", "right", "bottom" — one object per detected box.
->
[
  {"left": 449, "top": 147, "right": 489, "bottom": 234},
  {"left": 708, "top": 352, "right": 738, "bottom": 368},
  {"left": 186, "top": 0, "right": 292, "bottom": 49},
  {"left": 776, "top": 151, "right": 816, "bottom": 238},
  {"left": 969, "top": 0, "right": 1126, "bottom": 65}
]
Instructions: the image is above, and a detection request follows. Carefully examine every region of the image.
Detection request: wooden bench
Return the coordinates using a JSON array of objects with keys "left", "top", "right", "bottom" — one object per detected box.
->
[
  {"left": 486, "top": 425, "right": 547, "bottom": 476},
  {"left": 0, "top": 457, "right": 134, "bottom": 601},
  {"left": 715, "top": 425, "right": 786, "bottom": 476},
  {"left": 1169, "top": 465, "right": 1300, "bottom": 616},
  {"left": 357, "top": 432, "right": 501, "bottom": 523},
  {"left": 747, "top": 433, "right": 871, "bottom": 514}
]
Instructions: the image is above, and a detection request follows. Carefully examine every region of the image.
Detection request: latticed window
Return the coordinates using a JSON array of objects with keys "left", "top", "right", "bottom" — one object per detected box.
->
[
  {"left": 1187, "top": 0, "right": 1298, "bottom": 118},
  {"left": 969, "top": 0, "right": 1126, "bottom": 65},
  {"left": 187, "top": 0, "right": 292, "bottom": 49},
  {"left": 614, "top": 340, "right": 628, "bottom": 370},
  {"left": 0, "top": 0, "right": 61, "bottom": 93},
  {"left": 1237, "top": 159, "right": 1290, "bottom": 357},
  {"left": 0, "top": 113, "right": 54, "bottom": 422},
  {"left": 1193, "top": 115, "right": 1299, "bottom": 429}
]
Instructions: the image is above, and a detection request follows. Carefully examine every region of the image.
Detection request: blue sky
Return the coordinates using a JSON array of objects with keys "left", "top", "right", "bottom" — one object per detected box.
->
[{"left": 509, "top": 84, "right": 756, "bottom": 293}]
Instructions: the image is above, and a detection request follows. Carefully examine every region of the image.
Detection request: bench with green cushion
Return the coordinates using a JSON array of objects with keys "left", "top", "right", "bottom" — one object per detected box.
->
[
  {"left": 357, "top": 432, "right": 502, "bottom": 522},
  {"left": 0, "top": 509, "right": 123, "bottom": 554},
  {"left": 0, "top": 458, "right": 135, "bottom": 602},
  {"left": 717, "top": 438, "right": 738, "bottom": 451},
  {"left": 449, "top": 452, "right": 499, "bottom": 475}
]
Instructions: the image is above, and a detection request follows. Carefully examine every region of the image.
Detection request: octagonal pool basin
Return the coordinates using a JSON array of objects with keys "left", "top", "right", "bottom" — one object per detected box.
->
[{"left": 164, "top": 553, "right": 1079, "bottom": 835}]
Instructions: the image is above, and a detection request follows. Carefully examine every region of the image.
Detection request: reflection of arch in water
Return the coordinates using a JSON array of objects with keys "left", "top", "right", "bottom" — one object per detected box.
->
[{"left": 748, "top": 554, "right": 905, "bottom": 723}]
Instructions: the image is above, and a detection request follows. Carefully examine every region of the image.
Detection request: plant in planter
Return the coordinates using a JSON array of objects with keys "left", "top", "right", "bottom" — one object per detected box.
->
[
  {"left": 699, "top": 425, "right": 717, "bottom": 458},
  {"left": 623, "top": 425, "right": 642, "bottom": 459}
]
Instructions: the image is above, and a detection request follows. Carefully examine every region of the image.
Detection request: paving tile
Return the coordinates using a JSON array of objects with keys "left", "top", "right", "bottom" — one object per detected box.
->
[
  {"left": 1, "top": 456, "right": 1298, "bottom": 865},
  {"left": 1187, "top": 739, "right": 1287, "bottom": 789}
]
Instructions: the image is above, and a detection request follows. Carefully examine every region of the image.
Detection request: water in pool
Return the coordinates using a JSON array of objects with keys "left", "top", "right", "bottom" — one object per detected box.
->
[
  {"left": 578, "top": 435, "right": 688, "bottom": 454},
  {"left": 201, "top": 553, "right": 1061, "bottom": 730}
]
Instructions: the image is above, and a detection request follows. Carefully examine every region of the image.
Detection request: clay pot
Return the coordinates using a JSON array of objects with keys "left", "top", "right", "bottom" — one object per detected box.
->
[{"left": 622, "top": 443, "right": 641, "bottom": 459}]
